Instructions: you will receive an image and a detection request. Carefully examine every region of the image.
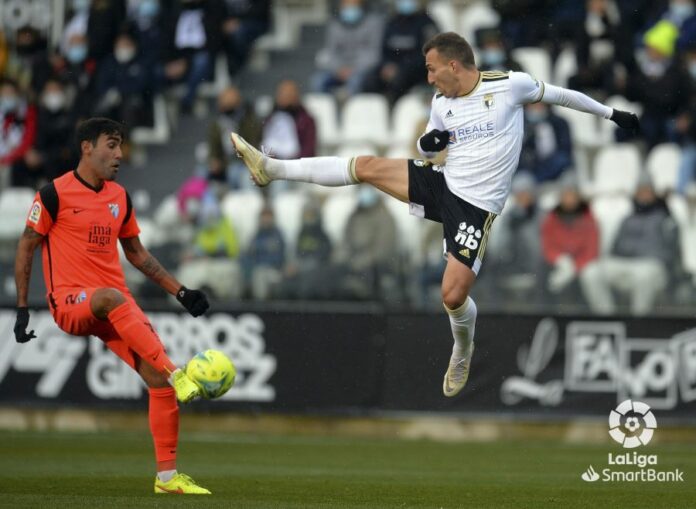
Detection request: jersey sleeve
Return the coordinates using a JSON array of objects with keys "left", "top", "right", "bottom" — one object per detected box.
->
[
  {"left": 509, "top": 71, "right": 545, "bottom": 105},
  {"left": 119, "top": 191, "right": 141, "bottom": 238},
  {"left": 26, "top": 182, "right": 59, "bottom": 235}
]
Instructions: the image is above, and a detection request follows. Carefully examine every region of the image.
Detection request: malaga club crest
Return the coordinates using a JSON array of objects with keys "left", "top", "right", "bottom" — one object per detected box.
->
[{"left": 108, "top": 203, "right": 120, "bottom": 219}]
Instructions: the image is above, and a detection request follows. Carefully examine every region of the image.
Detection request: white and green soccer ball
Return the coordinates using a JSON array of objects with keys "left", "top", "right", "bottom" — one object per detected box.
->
[{"left": 185, "top": 349, "right": 236, "bottom": 399}]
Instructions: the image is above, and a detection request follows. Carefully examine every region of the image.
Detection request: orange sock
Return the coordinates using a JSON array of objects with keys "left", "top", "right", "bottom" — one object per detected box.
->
[
  {"left": 107, "top": 301, "right": 176, "bottom": 375},
  {"left": 149, "top": 387, "right": 179, "bottom": 472}
]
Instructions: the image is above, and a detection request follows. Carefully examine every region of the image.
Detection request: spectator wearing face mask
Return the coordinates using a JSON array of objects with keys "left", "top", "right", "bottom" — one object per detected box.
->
[
  {"left": 93, "top": 31, "right": 152, "bottom": 127},
  {"left": 675, "top": 43, "right": 696, "bottom": 194},
  {"left": 221, "top": 0, "right": 271, "bottom": 78},
  {"left": 0, "top": 80, "right": 37, "bottom": 185},
  {"left": 475, "top": 28, "right": 523, "bottom": 73},
  {"left": 362, "top": 0, "right": 439, "bottom": 104},
  {"left": 518, "top": 102, "right": 573, "bottom": 183},
  {"left": 617, "top": 21, "right": 687, "bottom": 147},
  {"left": 10, "top": 78, "right": 77, "bottom": 188},
  {"left": 207, "top": 86, "right": 262, "bottom": 188},
  {"left": 311, "top": 0, "right": 385, "bottom": 97},
  {"left": 126, "top": 0, "right": 166, "bottom": 89},
  {"left": 61, "top": 32, "right": 99, "bottom": 118},
  {"left": 245, "top": 205, "right": 286, "bottom": 300},
  {"left": 261, "top": 80, "right": 317, "bottom": 161},
  {"left": 5, "top": 26, "right": 52, "bottom": 99}
]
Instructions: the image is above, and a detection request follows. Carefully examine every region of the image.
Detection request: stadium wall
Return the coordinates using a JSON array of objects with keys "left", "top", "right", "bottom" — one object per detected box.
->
[{"left": 0, "top": 307, "right": 695, "bottom": 421}]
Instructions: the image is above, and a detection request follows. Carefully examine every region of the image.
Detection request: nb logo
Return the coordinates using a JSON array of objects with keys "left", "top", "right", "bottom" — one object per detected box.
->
[{"left": 454, "top": 221, "right": 482, "bottom": 251}]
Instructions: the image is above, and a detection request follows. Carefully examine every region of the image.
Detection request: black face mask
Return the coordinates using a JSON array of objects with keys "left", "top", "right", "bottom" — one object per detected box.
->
[
  {"left": 182, "top": 0, "right": 204, "bottom": 9},
  {"left": 16, "top": 43, "right": 37, "bottom": 56},
  {"left": 220, "top": 107, "right": 237, "bottom": 117}
]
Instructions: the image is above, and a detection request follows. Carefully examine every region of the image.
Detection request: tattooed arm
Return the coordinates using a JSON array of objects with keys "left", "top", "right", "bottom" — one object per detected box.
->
[
  {"left": 15, "top": 227, "right": 44, "bottom": 307},
  {"left": 119, "top": 236, "right": 182, "bottom": 295}
]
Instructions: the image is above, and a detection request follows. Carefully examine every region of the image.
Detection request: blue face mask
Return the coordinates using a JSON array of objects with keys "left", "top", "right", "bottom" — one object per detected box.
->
[
  {"left": 138, "top": 0, "right": 160, "bottom": 18},
  {"left": 358, "top": 187, "right": 379, "bottom": 207},
  {"left": 72, "top": 0, "right": 90, "bottom": 12},
  {"left": 670, "top": 2, "right": 696, "bottom": 23},
  {"left": 526, "top": 109, "right": 547, "bottom": 124},
  {"left": 0, "top": 96, "right": 18, "bottom": 113},
  {"left": 340, "top": 6, "right": 364, "bottom": 25},
  {"left": 396, "top": 0, "right": 419, "bottom": 15},
  {"left": 481, "top": 48, "right": 505, "bottom": 67},
  {"left": 67, "top": 44, "right": 88, "bottom": 64}
]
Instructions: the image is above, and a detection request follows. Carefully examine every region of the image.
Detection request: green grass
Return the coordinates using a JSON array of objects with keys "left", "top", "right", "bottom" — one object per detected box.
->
[{"left": 0, "top": 430, "right": 694, "bottom": 508}]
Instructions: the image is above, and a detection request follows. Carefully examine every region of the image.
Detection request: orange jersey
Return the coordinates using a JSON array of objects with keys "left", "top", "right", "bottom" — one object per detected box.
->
[{"left": 26, "top": 170, "right": 140, "bottom": 296}]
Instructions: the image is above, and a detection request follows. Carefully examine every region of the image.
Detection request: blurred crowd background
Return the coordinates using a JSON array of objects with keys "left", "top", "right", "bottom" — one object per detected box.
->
[{"left": 0, "top": 0, "right": 695, "bottom": 317}]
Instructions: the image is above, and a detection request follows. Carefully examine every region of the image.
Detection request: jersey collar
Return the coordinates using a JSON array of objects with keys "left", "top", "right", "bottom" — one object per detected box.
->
[
  {"left": 457, "top": 71, "right": 482, "bottom": 98},
  {"left": 73, "top": 170, "right": 104, "bottom": 193}
]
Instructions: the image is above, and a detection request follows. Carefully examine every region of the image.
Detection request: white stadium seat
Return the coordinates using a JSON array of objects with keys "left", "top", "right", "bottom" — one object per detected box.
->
[
  {"left": 392, "top": 93, "right": 427, "bottom": 146},
  {"left": 0, "top": 187, "right": 35, "bottom": 241},
  {"left": 221, "top": 189, "right": 264, "bottom": 251},
  {"left": 321, "top": 186, "right": 358, "bottom": 246},
  {"left": 553, "top": 106, "right": 603, "bottom": 149},
  {"left": 553, "top": 47, "right": 577, "bottom": 87},
  {"left": 598, "top": 95, "right": 644, "bottom": 144},
  {"left": 592, "top": 144, "right": 641, "bottom": 196},
  {"left": 304, "top": 93, "right": 340, "bottom": 147},
  {"left": 590, "top": 196, "right": 633, "bottom": 254},
  {"left": 271, "top": 190, "right": 309, "bottom": 255},
  {"left": 459, "top": 2, "right": 500, "bottom": 46},
  {"left": 427, "top": 1, "right": 458, "bottom": 33},
  {"left": 383, "top": 198, "right": 424, "bottom": 265},
  {"left": 646, "top": 143, "right": 681, "bottom": 195},
  {"left": 512, "top": 47, "right": 551, "bottom": 84},
  {"left": 385, "top": 144, "right": 414, "bottom": 159},
  {"left": 336, "top": 143, "right": 378, "bottom": 159},
  {"left": 340, "top": 94, "right": 390, "bottom": 146}
]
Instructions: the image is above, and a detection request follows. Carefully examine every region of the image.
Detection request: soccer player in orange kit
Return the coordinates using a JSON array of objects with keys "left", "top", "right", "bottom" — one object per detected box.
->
[{"left": 13, "top": 118, "right": 213, "bottom": 495}]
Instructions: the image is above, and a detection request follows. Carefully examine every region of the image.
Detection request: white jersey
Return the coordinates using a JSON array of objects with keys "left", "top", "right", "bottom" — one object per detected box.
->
[{"left": 418, "top": 70, "right": 612, "bottom": 215}]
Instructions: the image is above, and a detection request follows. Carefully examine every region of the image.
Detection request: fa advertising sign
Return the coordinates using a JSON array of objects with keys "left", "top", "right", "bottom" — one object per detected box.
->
[{"left": 501, "top": 318, "right": 696, "bottom": 411}]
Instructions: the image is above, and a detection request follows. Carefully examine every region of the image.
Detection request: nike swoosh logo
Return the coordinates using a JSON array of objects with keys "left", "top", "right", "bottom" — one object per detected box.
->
[
  {"left": 156, "top": 485, "right": 184, "bottom": 494},
  {"left": 73, "top": 209, "right": 85, "bottom": 214}
]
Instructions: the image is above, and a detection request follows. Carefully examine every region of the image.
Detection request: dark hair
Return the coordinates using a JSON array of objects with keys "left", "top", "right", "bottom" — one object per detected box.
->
[
  {"left": 76, "top": 117, "right": 125, "bottom": 152},
  {"left": 422, "top": 32, "right": 476, "bottom": 68}
]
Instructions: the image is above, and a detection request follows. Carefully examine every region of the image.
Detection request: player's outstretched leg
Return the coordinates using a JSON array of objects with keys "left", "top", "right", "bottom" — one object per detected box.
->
[
  {"left": 441, "top": 255, "right": 477, "bottom": 397},
  {"left": 229, "top": 132, "right": 410, "bottom": 201}
]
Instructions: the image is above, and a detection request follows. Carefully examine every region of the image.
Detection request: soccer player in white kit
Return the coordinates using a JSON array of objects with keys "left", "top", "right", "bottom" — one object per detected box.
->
[{"left": 230, "top": 32, "right": 639, "bottom": 398}]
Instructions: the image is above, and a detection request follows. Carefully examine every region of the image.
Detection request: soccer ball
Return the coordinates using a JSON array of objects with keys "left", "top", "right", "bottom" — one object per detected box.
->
[{"left": 185, "top": 350, "right": 236, "bottom": 399}]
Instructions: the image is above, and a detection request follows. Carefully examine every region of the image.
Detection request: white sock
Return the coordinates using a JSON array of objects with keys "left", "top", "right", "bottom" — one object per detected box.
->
[
  {"left": 265, "top": 156, "right": 359, "bottom": 186},
  {"left": 444, "top": 297, "right": 477, "bottom": 356},
  {"left": 157, "top": 469, "right": 177, "bottom": 482}
]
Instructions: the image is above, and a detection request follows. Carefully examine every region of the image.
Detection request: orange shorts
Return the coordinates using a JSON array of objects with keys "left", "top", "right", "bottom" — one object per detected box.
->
[{"left": 48, "top": 287, "right": 161, "bottom": 370}]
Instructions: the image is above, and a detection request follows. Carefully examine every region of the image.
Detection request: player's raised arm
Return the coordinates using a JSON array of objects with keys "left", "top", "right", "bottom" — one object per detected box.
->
[
  {"left": 14, "top": 226, "right": 43, "bottom": 342},
  {"left": 119, "top": 235, "right": 209, "bottom": 317},
  {"left": 509, "top": 71, "right": 640, "bottom": 131}
]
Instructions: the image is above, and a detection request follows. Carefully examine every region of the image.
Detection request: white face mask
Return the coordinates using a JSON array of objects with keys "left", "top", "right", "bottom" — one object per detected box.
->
[
  {"left": 114, "top": 46, "right": 136, "bottom": 64},
  {"left": 43, "top": 92, "right": 66, "bottom": 112},
  {"left": 636, "top": 49, "right": 670, "bottom": 78}
]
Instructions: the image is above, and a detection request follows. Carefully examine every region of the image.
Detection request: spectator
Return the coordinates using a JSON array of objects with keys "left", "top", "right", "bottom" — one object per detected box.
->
[
  {"left": 487, "top": 172, "right": 544, "bottom": 302},
  {"left": 93, "top": 31, "right": 152, "bottom": 127},
  {"left": 176, "top": 188, "right": 243, "bottom": 300},
  {"left": 519, "top": 102, "right": 573, "bottom": 183},
  {"left": 540, "top": 172, "right": 601, "bottom": 310},
  {"left": 568, "top": 0, "right": 632, "bottom": 96},
  {"left": 311, "top": 0, "right": 384, "bottom": 97},
  {"left": 362, "top": 0, "right": 438, "bottom": 103},
  {"left": 278, "top": 203, "right": 335, "bottom": 299},
  {"left": 0, "top": 80, "right": 37, "bottom": 185},
  {"left": 492, "top": 0, "right": 552, "bottom": 48},
  {"left": 245, "top": 205, "right": 286, "bottom": 300},
  {"left": 5, "top": 26, "right": 52, "bottom": 99},
  {"left": 163, "top": 0, "right": 224, "bottom": 113},
  {"left": 61, "top": 32, "right": 99, "bottom": 118},
  {"left": 11, "top": 79, "right": 77, "bottom": 188},
  {"left": 618, "top": 20, "right": 686, "bottom": 147},
  {"left": 221, "top": 0, "right": 271, "bottom": 77},
  {"left": 61, "top": 0, "right": 91, "bottom": 57},
  {"left": 475, "top": 28, "right": 523, "bottom": 73},
  {"left": 126, "top": 0, "right": 167, "bottom": 94},
  {"left": 262, "top": 80, "right": 317, "bottom": 161},
  {"left": 87, "top": 0, "right": 127, "bottom": 62},
  {"left": 583, "top": 175, "right": 682, "bottom": 315},
  {"left": 208, "top": 86, "right": 262, "bottom": 188},
  {"left": 417, "top": 220, "right": 446, "bottom": 307},
  {"left": 675, "top": 43, "right": 696, "bottom": 194},
  {"left": 337, "top": 186, "right": 398, "bottom": 300}
]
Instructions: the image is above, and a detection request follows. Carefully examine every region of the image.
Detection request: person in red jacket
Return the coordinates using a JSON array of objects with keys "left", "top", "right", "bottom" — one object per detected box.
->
[
  {"left": 541, "top": 171, "right": 601, "bottom": 309},
  {"left": 0, "top": 79, "right": 37, "bottom": 185}
]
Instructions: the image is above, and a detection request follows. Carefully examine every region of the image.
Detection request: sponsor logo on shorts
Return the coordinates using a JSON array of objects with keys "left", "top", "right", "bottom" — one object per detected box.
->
[
  {"left": 28, "top": 202, "right": 41, "bottom": 224},
  {"left": 454, "top": 221, "right": 482, "bottom": 251}
]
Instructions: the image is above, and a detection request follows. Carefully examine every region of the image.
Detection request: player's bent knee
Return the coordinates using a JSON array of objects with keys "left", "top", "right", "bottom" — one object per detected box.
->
[
  {"left": 442, "top": 286, "right": 469, "bottom": 311},
  {"left": 91, "top": 288, "right": 127, "bottom": 319}
]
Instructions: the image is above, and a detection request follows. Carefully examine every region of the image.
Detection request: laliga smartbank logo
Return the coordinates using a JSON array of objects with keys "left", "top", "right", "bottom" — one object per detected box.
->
[{"left": 581, "top": 400, "right": 684, "bottom": 483}]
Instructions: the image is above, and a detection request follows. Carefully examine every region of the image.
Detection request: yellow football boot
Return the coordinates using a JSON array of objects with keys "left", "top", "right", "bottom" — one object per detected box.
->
[{"left": 154, "top": 473, "right": 211, "bottom": 494}]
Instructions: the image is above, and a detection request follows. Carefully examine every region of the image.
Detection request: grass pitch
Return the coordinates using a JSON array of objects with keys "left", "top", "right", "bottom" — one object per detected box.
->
[{"left": 0, "top": 430, "right": 694, "bottom": 508}]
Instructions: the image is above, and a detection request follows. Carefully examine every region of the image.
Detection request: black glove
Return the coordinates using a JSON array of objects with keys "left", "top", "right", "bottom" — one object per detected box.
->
[
  {"left": 176, "top": 286, "right": 209, "bottom": 317},
  {"left": 14, "top": 307, "right": 36, "bottom": 344},
  {"left": 611, "top": 109, "right": 640, "bottom": 131},
  {"left": 419, "top": 129, "right": 449, "bottom": 152}
]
